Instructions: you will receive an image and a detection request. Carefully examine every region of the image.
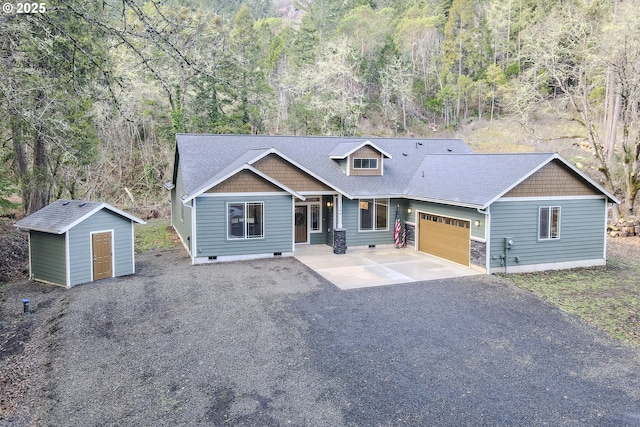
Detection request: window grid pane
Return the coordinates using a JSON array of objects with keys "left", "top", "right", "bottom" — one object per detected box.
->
[
  {"left": 375, "top": 199, "right": 387, "bottom": 229},
  {"left": 310, "top": 205, "right": 320, "bottom": 231},
  {"left": 550, "top": 207, "right": 559, "bottom": 238},
  {"left": 539, "top": 206, "right": 560, "bottom": 240},
  {"left": 360, "top": 199, "right": 373, "bottom": 230},
  {"left": 246, "top": 203, "right": 263, "bottom": 238},
  {"left": 229, "top": 203, "right": 245, "bottom": 239}
]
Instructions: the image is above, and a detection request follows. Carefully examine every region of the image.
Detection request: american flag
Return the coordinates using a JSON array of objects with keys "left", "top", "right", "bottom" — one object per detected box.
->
[{"left": 394, "top": 205, "right": 402, "bottom": 247}]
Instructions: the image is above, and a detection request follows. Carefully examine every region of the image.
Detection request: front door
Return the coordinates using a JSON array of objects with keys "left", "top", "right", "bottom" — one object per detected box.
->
[
  {"left": 92, "top": 232, "right": 113, "bottom": 280},
  {"left": 295, "top": 205, "right": 308, "bottom": 243}
]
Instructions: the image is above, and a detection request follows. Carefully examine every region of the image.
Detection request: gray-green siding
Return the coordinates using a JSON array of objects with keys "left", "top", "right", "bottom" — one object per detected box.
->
[
  {"left": 194, "top": 194, "right": 293, "bottom": 257},
  {"left": 404, "top": 200, "right": 486, "bottom": 240},
  {"left": 489, "top": 198, "right": 606, "bottom": 270},
  {"left": 339, "top": 198, "right": 486, "bottom": 248},
  {"left": 171, "top": 163, "right": 193, "bottom": 253},
  {"left": 342, "top": 198, "right": 396, "bottom": 247},
  {"left": 68, "top": 209, "right": 135, "bottom": 286},
  {"left": 30, "top": 231, "right": 66, "bottom": 286}
]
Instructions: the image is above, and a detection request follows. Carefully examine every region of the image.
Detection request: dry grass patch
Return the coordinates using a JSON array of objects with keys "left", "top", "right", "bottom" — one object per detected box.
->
[{"left": 501, "top": 237, "right": 640, "bottom": 348}]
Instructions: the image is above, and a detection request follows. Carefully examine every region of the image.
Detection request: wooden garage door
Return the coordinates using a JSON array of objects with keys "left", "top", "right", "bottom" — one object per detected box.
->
[{"left": 419, "top": 213, "right": 470, "bottom": 266}]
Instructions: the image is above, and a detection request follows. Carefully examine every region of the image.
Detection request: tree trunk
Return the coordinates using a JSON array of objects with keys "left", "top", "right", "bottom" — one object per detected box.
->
[
  {"left": 456, "top": 20, "right": 463, "bottom": 118},
  {"left": 603, "top": 69, "right": 620, "bottom": 163},
  {"left": 10, "top": 116, "right": 34, "bottom": 213},
  {"left": 27, "top": 130, "right": 50, "bottom": 214}
]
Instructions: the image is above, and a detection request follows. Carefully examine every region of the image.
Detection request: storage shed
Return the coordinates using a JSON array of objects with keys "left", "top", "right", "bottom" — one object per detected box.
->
[{"left": 15, "top": 199, "right": 145, "bottom": 288}]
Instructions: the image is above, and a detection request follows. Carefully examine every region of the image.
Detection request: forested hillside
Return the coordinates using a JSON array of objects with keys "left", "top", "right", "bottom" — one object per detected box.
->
[{"left": 1, "top": 0, "right": 639, "bottom": 218}]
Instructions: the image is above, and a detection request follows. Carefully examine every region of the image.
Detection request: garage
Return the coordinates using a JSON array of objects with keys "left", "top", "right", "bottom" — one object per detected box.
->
[{"left": 418, "top": 213, "right": 470, "bottom": 266}]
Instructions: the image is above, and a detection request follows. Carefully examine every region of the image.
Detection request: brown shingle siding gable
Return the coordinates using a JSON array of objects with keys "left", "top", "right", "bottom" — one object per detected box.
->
[
  {"left": 504, "top": 160, "right": 600, "bottom": 198},
  {"left": 252, "top": 154, "right": 332, "bottom": 192},
  {"left": 349, "top": 146, "right": 382, "bottom": 176},
  {"left": 206, "top": 170, "right": 282, "bottom": 193}
]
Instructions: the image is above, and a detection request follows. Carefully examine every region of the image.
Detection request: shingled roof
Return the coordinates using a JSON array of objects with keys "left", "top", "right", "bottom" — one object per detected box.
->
[
  {"left": 173, "top": 134, "right": 618, "bottom": 208},
  {"left": 15, "top": 199, "right": 145, "bottom": 234}
]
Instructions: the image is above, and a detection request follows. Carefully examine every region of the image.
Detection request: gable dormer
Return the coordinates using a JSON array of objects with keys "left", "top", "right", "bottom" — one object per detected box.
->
[{"left": 329, "top": 140, "right": 392, "bottom": 176}]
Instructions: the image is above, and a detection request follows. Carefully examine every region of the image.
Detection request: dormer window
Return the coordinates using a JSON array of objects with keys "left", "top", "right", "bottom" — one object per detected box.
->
[
  {"left": 329, "top": 140, "right": 392, "bottom": 176},
  {"left": 353, "top": 158, "right": 378, "bottom": 169}
]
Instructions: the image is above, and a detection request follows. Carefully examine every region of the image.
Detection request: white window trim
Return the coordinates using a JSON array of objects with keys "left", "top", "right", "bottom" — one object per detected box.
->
[
  {"left": 309, "top": 203, "right": 322, "bottom": 233},
  {"left": 538, "top": 206, "right": 561, "bottom": 241},
  {"left": 227, "top": 201, "right": 265, "bottom": 240},
  {"left": 358, "top": 198, "right": 389, "bottom": 232},
  {"left": 353, "top": 158, "right": 379, "bottom": 169}
]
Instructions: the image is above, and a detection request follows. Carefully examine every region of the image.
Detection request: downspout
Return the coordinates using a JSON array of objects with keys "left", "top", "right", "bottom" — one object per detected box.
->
[
  {"left": 191, "top": 198, "right": 197, "bottom": 265},
  {"left": 477, "top": 206, "right": 490, "bottom": 274}
]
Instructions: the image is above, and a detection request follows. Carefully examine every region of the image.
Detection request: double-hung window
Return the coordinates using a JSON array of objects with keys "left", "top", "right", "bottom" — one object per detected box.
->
[
  {"left": 359, "top": 198, "right": 388, "bottom": 231},
  {"left": 539, "top": 206, "right": 560, "bottom": 240},
  {"left": 228, "top": 202, "right": 264, "bottom": 239}
]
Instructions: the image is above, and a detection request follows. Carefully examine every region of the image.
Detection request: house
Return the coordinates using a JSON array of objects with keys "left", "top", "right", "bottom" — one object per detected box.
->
[
  {"left": 14, "top": 199, "right": 145, "bottom": 287},
  {"left": 168, "top": 134, "right": 619, "bottom": 273}
]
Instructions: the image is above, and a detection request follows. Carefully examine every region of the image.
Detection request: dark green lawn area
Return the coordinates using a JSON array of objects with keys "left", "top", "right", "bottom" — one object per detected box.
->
[
  {"left": 501, "top": 238, "right": 640, "bottom": 348},
  {"left": 135, "top": 218, "right": 179, "bottom": 253}
]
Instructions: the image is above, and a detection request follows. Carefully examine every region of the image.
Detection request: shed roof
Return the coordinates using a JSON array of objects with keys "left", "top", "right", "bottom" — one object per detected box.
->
[{"left": 15, "top": 199, "right": 145, "bottom": 234}]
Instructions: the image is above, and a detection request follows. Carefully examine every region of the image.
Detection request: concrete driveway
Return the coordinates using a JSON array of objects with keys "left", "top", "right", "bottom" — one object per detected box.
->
[{"left": 294, "top": 244, "right": 482, "bottom": 289}]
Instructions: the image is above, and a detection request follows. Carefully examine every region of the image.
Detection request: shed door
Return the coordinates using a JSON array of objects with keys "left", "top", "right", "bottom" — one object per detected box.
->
[
  {"left": 419, "top": 213, "right": 470, "bottom": 266},
  {"left": 92, "top": 232, "right": 113, "bottom": 280}
]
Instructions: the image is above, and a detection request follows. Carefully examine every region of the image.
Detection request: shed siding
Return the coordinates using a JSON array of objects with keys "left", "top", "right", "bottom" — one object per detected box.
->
[
  {"left": 68, "top": 209, "right": 134, "bottom": 286},
  {"left": 172, "top": 162, "right": 192, "bottom": 253},
  {"left": 30, "top": 231, "right": 66, "bottom": 286},
  {"left": 489, "top": 198, "right": 606, "bottom": 270},
  {"left": 195, "top": 194, "right": 293, "bottom": 257}
]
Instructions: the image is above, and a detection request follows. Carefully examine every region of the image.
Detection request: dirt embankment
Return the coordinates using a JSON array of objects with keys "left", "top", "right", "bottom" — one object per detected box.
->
[{"left": 0, "top": 220, "right": 29, "bottom": 284}]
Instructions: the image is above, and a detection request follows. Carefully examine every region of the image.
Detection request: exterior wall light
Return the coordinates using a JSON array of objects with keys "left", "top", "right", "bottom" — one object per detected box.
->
[
  {"left": 407, "top": 208, "right": 413, "bottom": 214},
  {"left": 474, "top": 220, "right": 481, "bottom": 227},
  {"left": 326, "top": 201, "right": 333, "bottom": 208}
]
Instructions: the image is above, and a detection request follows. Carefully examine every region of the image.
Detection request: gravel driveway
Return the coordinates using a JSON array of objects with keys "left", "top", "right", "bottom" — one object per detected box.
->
[{"left": 3, "top": 248, "right": 640, "bottom": 426}]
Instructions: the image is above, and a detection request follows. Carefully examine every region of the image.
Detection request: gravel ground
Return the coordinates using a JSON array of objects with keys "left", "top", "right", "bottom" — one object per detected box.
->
[{"left": 2, "top": 247, "right": 640, "bottom": 426}]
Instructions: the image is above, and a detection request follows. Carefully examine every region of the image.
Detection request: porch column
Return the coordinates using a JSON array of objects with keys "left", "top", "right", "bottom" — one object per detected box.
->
[
  {"left": 333, "top": 194, "right": 346, "bottom": 254},
  {"left": 336, "top": 194, "right": 343, "bottom": 229}
]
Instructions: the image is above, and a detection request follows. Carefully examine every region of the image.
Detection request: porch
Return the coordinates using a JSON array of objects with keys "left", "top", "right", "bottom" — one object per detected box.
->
[{"left": 294, "top": 244, "right": 482, "bottom": 290}]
